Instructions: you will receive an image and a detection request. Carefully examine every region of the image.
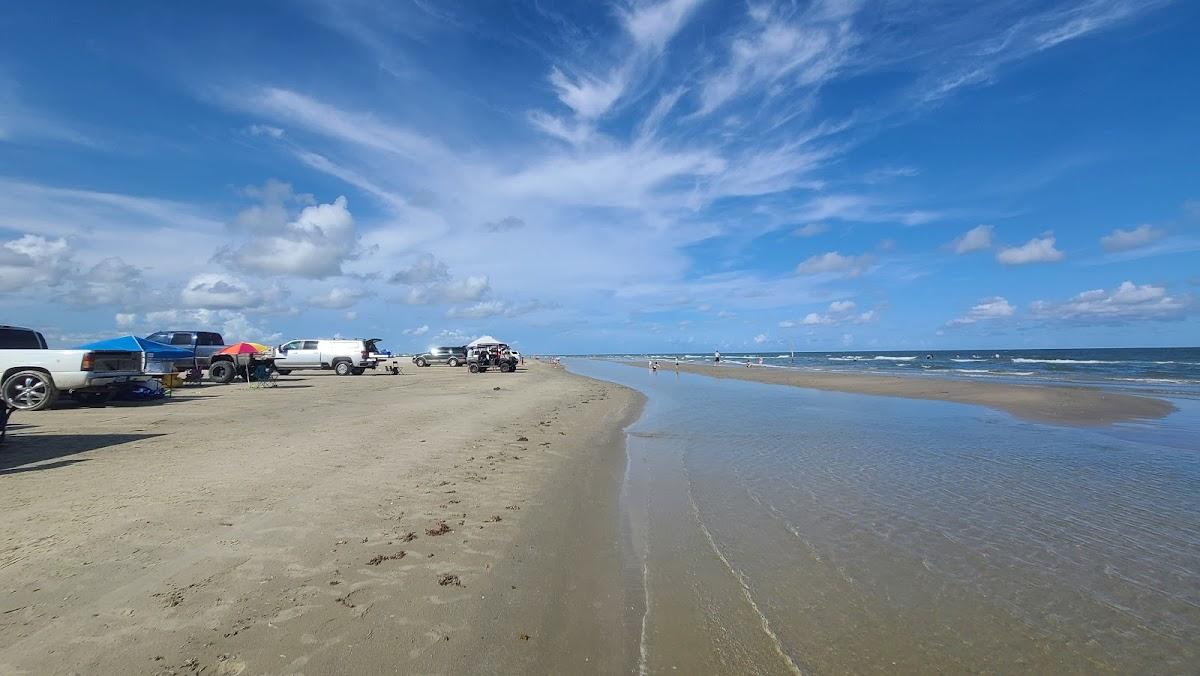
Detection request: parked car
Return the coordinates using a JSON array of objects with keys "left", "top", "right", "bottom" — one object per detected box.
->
[
  {"left": 144, "top": 330, "right": 226, "bottom": 370},
  {"left": 412, "top": 346, "right": 467, "bottom": 367},
  {"left": 0, "top": 325, "right": 144, "bottom": 410},
  {"left": 465, "top": 344, "right": 518, "bottom": 373},
  {"left": 273, "top": 338, "right": 378, "bottom": 376}
]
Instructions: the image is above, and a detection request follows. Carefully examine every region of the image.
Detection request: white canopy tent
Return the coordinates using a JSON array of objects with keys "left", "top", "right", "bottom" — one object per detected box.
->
[{"left": 467, "top": 335, "right": 504, "bottom": 347}]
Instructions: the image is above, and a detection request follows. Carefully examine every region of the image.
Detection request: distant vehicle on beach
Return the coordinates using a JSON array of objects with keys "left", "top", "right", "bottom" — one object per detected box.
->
[
  {"left": 0, "top": 325, "right": 143, "bottom": 410},
  {"left": 413, "top": 346, "right": 467, "bottom": 367}
]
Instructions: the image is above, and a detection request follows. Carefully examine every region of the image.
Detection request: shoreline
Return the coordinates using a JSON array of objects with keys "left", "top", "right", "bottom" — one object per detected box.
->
[
  {"left": 0, "top": 363, "right": 644, "bottom": 674},
  {"left": 634, "top": 360, "right": 1175, "bottom": 425}
]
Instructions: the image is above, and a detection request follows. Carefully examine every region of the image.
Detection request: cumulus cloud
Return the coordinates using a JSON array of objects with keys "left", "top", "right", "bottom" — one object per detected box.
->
[
  {"left": 389, "top": 253, "right": 450, "bottom": 284},
  {"left": 307, "top": 286, "right": 367, "bottom": 309},
  {"left": 793, "top": 223, "right": 828, "bottom": 237},
  {"left": 402, "top": 324, "right": 430, "bottom": 336},
  {"left": 753, "top": 333, "right": 768, "bottom": 344},
  {"left": 180, "top": 273, "right": 264, "bottom": 309},
  {"left": 0, "top": 234, "right": 72, "bottom": 292},
  {"left": 1030, "top": 281, "right": 1189, "bottom": 324},
  {"left": 67, "top": 257, "right": 148, "bottom": 307},
  {"left": 781, "top": 299, "right": 872, "bottom": 327},
  {"left": 403, "top": 276, "right": 490, "bottom": 305},
  {"left": 129, "top": 308, "right": 281, "bottom": 344},
  {"left": 795, "top": 251, "right": 872, "bottom": 277},
  {"left": 1100, "top": 224, "right": 1165, "bottom": 252},
  {"left": 445, "top": 299, "right": 554, "bottom": 319},
  {"left": 996, "top": 233, "right": 1064, "bottom": 265},
  {"left": 951, "top": 224, "right": 994, "bottom": 253},
  {"left": 946, "top": 296, "right": 1016, "bottom": 327},
  {"left": 227, "top": 195, "right": 357, "bottom": 279}
]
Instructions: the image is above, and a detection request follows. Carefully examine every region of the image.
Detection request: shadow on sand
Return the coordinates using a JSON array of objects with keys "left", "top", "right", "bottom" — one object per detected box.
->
[{"left": 1, "top": 432, "right": 164, "bottom": 474}]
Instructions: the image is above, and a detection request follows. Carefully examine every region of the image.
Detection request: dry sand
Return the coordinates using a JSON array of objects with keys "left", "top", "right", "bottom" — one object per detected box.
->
[
  {"left": 0, "top": 362, "right": 642, "bottom": 675},
  {"left": 657, "top": 361, "right": 1174, "bottom": 425}
]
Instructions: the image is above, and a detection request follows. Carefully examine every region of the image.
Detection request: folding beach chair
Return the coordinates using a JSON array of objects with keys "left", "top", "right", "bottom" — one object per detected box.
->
[{"left": 249, "top": 362, "right": 279, "bottom": 388}]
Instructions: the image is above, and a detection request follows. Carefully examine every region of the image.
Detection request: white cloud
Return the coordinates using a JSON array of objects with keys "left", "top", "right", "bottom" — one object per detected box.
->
[
  {"left": 946, "top": 296, "right": 1016, "bottom": 327},
  {"left": 951, "top": 224, "right": 994, "bottom": 254},
  {"left": 795, "top": 251, "right": 872, "bottom": 277},
  {"left": 620, "top": 0, "right": 704, "bottom": 50},
  {"left": 307, "top": 286, "right": 367, "bottom": 309},
  {"left": 445, "top": 299, "right": 553, "bottom": 319},
  {"left": 180, "top": 273, "right": 263, "bottom": 309},
  {"left": 697, "top": 2, "right": 859, "bottom": 115},
  {"left": 996, "top": 234, "right": 1064, "bottom": 265},
  {"left": 389, "top": 253, "right": 450, "bottom": 284},
  {"left": 247, "top": 124, "right": 284, "bottom": 138},
  {"left": 549, "top": 67, "right": 627, "bottom": 120},
  {"left": 133, "top": 308, "right": 281, "bottom": 344},
  {"left": 404, "top": 276, "right": 490, "bottom": 305},
  {"left": 753, "top": 333, "right": 768, "bottom": 344},
  {"left": 1030, "top": 281, "right": 1189, "bottom": 324},
  {"left": 793, "top": 223, "right": 827, "bottom": 237},
  {"left": 481, "top": 216, "right": 525, "bottom": 233},
  {"left": 1100, "top": 224, "right": 1165, "bottom": 252},
  {"left": 402, "top": 324, "right": 430, "bottom": 336},
  {"left": 828, "top": 299, "right": 856, "bottom": 313},
  {"left": 227, "top": 195, "right": 358, "bottom": 279}
]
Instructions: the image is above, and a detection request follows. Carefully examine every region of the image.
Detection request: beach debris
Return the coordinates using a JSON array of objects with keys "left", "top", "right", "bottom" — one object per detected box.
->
[
  {"left": 505, "top": 505, "right": 520, "bottom": 510},
  {"left": 328, "top": 580, "right": 341, "bottom": 586},
  {"left": 366, "top": 551, "right": 407, "bottom": 566},
  {"left": 426, "top": 521, "right": 452, "bottom": 536},
  {"left": 401, "top": 531, "right": 418, "bottom": 542},
  {"left": 335, "top": 597, "right": 355, "bottom": 608},
  {"left": 493, "top": 386, "right": 501, "bottom": 391},
  {"left": 437, "top": 573, "right": 461, "bottom": 587},
  {"left": 519, "top": 633, "right": 531, "bottom": 641},
  {"left": 517, "top": 436, "right": 529, "bottom": 442},
  {"left": 485, "top": 515, "right": 502, "bottom": 522}
]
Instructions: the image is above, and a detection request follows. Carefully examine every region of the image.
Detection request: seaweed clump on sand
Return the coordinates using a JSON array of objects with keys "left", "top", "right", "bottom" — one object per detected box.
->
[{"left": 426, "top": 522, "right": 452, "bottom": 536}]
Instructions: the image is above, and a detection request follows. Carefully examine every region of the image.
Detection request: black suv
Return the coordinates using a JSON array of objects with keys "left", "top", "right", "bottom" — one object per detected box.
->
[{"left": 413, "top": 346, "right": 467, "bottom": 367}]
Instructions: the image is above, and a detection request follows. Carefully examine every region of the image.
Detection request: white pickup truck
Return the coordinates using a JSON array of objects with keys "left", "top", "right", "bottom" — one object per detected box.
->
[{"left": 0, "top": 325, "right": 144, "bottom": 410}]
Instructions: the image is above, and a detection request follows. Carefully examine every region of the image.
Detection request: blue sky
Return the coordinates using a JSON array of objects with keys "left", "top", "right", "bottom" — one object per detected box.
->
[{"left": 1, "top": 0, "right": 1197, "bottom": 353}]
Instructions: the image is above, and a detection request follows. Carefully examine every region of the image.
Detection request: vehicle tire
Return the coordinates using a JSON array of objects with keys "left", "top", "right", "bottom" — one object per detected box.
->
[
  {"left": 415, "top": 357, "right": 428, "bottom": 367},
  {"left": 447, "top": 358, "right": 459, "bottom": 367},
  {"left": 275, "top": 369, "right": 292, "bottom": 376},
  {"left": 351, "top": 367, "right": 366, "bottom": 376},
  {"left": 468, "top": 363, "right": 480, "bottom": 374},
  {"left": 334, "top": 361, "right": 353, "bottom": 376},
  {"left": 70, "top": 391, "right": 113, "bottom": 407},
  {"left": 499, "top": 363, "right": 512, "bottom": 373},
  {"left": 208, "top": 361, "right": 236, "bottom": 384},
  {"left": 3, "top": 370, "right": 58, "bottom": 411}
]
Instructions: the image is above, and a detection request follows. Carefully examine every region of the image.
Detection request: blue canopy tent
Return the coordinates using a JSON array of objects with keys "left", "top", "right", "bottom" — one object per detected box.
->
[{"left": 77, "top": 335, "right": 193, "bottom": 375}]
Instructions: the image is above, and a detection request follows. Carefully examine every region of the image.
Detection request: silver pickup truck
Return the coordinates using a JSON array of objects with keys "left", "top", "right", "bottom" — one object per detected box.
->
[{"left": 0, "top": 325, "right": 144, "bottom": 410}]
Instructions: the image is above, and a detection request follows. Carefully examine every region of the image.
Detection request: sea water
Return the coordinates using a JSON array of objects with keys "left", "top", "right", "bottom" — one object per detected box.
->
[{"left": 565, "top": 358, "right": 1200, "bottom": 674}]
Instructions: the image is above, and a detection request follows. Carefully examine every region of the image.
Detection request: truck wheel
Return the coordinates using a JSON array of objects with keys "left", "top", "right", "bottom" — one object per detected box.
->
[
  {"left": 351, "top": 367, "right": 366, "bottom": 376},
  {"left": 334, "top": 361, "right": 353, "bottom": 376},
  {"left": 447, "top": 358, "right": 459, "bottom": 367},
  {"left": 468, "top": 363, "right": 480, "bottom": 373},
  {"left": 499, "top": 363, "right": 512, "bottom": 373},
  {"left": 70, "top": 391, "right": 113, "bottom": 407},
  {"left": 3, "top": 370, "right": 58, "bottom": 411},
  {"left": 415, "top": 357, "right": 428, "bottom": 367},
  {"left": 275, "top": 369, "right": 292, "bottom": 376},
  {"left": 208, "top": 361, "right": 236, "bottom": 384}
]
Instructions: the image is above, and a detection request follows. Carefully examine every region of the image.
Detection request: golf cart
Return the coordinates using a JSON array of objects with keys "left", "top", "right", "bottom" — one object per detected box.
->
[{"left": 466, "top": 343, "right": 518, "bottom": 373}]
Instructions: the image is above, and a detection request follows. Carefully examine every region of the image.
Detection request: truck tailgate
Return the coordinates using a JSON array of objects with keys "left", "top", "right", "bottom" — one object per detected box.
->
[{"left": 90, "top": 351, "right": 143, "bottom": 373}]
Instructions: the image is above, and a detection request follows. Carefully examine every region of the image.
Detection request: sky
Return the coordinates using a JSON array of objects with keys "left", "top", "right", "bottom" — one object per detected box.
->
[{"left": 1, "top": 0, "right": 1198, "bottom": 353}]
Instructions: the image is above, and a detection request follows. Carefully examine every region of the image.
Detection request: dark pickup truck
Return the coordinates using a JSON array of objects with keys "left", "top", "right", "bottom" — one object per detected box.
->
[{"left": 145, "top": 330, "right": 226, "bottom": 370}]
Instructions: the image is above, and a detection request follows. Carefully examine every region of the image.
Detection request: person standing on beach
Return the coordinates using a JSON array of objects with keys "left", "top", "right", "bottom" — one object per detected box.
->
[{"left": 714, "top": 351, "right": 721, "bottom": 363}]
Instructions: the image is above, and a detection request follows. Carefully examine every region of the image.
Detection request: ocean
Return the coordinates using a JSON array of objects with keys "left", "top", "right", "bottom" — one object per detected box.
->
[
  {"left": 565, "top": 357, "right": 1200, "bottom": 673},
  {"left": 586, "top": 347, "right": 1200, "bottom": 399}
]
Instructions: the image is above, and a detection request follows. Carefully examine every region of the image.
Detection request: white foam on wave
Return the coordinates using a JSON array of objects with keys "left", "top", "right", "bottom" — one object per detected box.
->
[
  {"left": 951, "top": 358, "right": 986, "bottom": 362},
  {"left": 874, "top": 356, "right": 917, "bottom": 361},
  {"left": 828, "top": 356, "right": 862, "bottom": 361},
  {"left": 1011, "top": 358, "right": 1120, "bottom": 364}
]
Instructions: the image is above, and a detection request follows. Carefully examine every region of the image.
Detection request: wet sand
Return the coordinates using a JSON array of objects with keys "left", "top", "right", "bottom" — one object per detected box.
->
[
  {"left": 0, "top": 363, "right": 642, "bottom": 674},
  {"left": 652, "top": 361, "right": 1174, "bottom": 425}
]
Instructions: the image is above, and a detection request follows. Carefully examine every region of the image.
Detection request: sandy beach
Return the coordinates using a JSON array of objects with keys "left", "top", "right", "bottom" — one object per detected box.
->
[
  {"left": 0, "top": 363, "right": 642, "bottom": 675},
  {"left": 653, "top": 361, "right": 1175, "bottom": 425}
]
